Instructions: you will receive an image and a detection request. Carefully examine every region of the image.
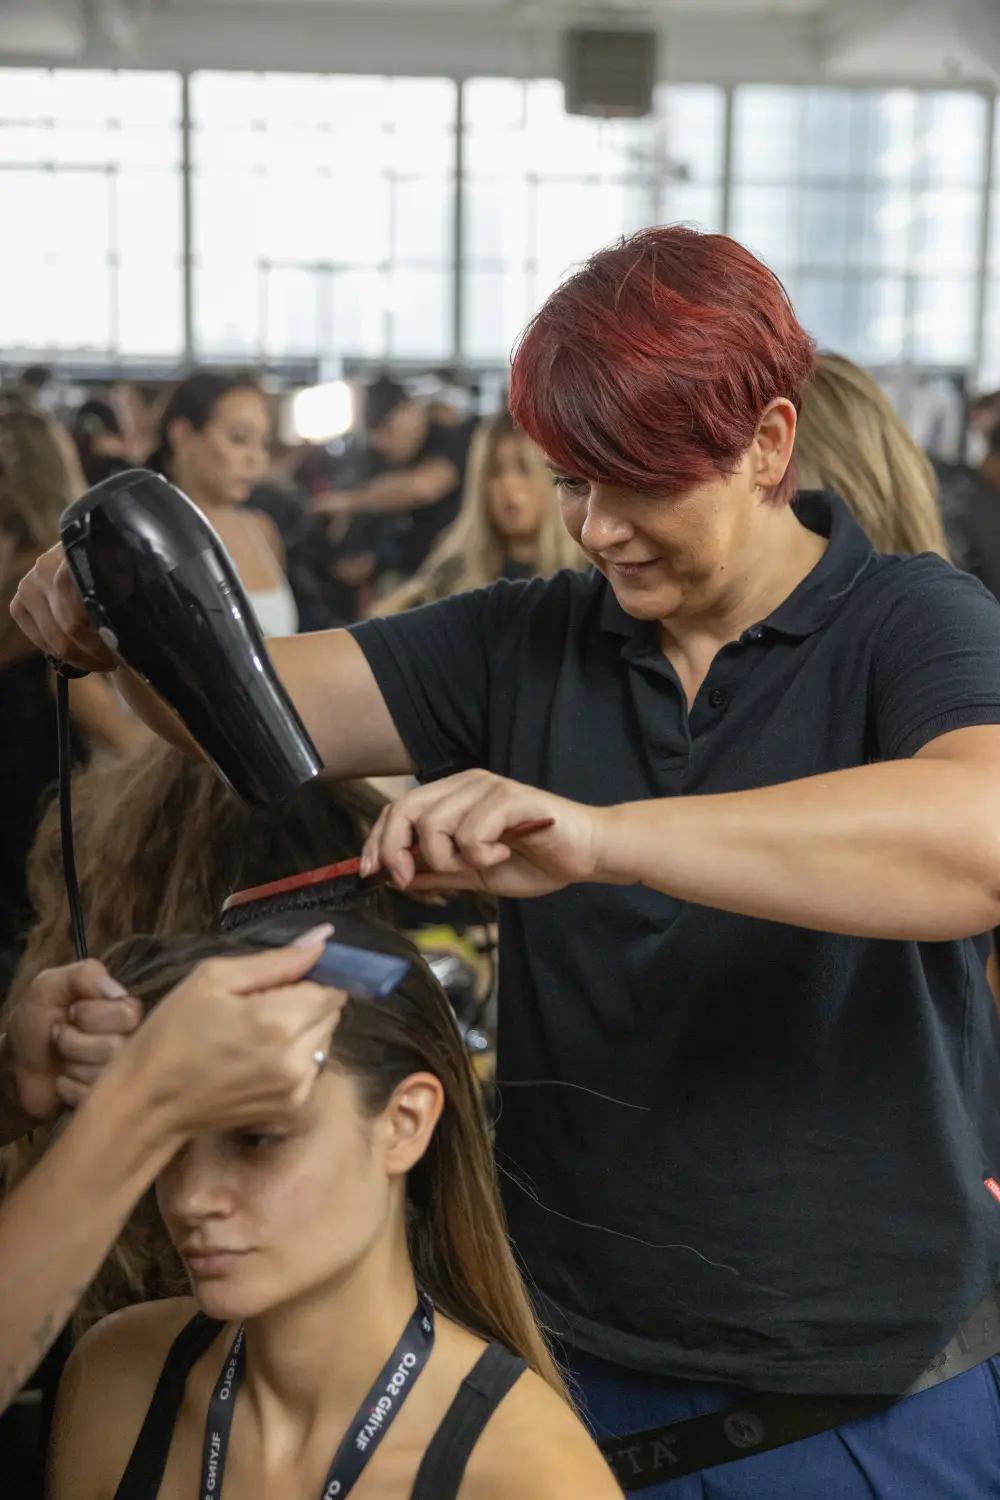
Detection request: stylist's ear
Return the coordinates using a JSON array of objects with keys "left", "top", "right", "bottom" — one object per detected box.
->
[
  {"left": 379, "top": 1074, "right": 445, "bottom": 1176},
  {"left": 752, "top": 398, "right": 797, "bottom": 494}
]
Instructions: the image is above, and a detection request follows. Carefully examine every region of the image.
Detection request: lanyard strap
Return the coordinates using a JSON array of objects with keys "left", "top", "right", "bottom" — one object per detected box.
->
[{"left": 199, "top": 1297, "right": 434, "bottom": 1500}]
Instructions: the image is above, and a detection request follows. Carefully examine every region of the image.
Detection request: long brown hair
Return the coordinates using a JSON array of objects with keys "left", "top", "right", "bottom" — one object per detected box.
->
[
  {"left": 0, "top": 396, "right": 83, "bottom": 659},
  {"left": 794, "top": 353, "right": 949, "bottom": 557},
  {"left": 5, "top": 741, "right": 385, "bottom": 1012},
  {"left": 378, "top": 411, "right": 585, "bottom": 612},
  {"left": 105, "top": 917, "right": 568, "bottom": 1397}
]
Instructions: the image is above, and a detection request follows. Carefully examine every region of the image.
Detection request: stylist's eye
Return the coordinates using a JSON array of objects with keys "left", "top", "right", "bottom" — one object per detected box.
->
[{"left": 553, "top": 475, "right": 588, "bottom": 496}]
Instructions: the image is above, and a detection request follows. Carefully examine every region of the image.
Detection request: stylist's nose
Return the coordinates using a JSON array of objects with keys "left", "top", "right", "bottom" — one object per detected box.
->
[{"left": 579, "top": 485, "right": 635, "bottom": 554}]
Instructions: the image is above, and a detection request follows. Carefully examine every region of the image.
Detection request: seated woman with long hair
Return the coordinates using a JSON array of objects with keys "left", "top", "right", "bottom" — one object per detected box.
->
[
  {"left": 3, "top": 742, "right": 387, "bottom": 1321},
  {"left": 377, "top": 410, "right": 584, "bottom": 613},
  {"left": 48, "top": 915, "right": 621, "bottom": 1500},
  {"left": 794, "top": 352, "right": 949, "bottom": 557}
]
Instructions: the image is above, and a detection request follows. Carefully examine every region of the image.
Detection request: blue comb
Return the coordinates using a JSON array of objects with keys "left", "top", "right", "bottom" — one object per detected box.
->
[{"left": 307, "top": 941, "right": 409, "bottom": 999}]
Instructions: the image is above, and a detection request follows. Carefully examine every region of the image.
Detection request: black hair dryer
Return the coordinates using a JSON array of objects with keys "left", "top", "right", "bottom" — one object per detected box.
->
[{"left": 59, "top": 469, "right": 323, "bottom": 806}]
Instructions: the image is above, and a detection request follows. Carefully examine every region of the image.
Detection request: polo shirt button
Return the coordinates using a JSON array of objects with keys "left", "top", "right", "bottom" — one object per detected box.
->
[
  {"left": 709, "top": 688, "right": 726, "bottom": 708},
  {"left": 747, "top": 625, "right": 764, "bottom": 641}
]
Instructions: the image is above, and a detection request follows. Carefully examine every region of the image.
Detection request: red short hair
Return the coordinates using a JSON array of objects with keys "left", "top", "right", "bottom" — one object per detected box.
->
[{"left": 510, "top": 226, "right": 816, "bottom": 504}]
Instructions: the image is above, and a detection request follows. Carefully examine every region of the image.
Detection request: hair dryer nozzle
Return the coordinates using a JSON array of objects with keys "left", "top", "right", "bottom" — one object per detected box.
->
[{"left": 60, "top": 469, "right": 323, "bottom": 806}]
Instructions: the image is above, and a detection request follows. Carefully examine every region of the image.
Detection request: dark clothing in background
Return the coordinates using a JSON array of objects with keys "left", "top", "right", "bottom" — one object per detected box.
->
[
  {"left": 350, "top": 492, "right": 1000, "bottom": 1395},
  {"left": 499, "top": 556, "right": 535, "bottom": 582},
  {"left": 291, "top": 443, "right": 394, "bottom": 626},
  {"left": 389, "top": 418, "right": 475, "bottom": 576},
  {"left": 934, "top": 459, "right": 1000, "bottom": 601},
  {"left": 247, "top": 482, "right": 308, "bottom": 554}
]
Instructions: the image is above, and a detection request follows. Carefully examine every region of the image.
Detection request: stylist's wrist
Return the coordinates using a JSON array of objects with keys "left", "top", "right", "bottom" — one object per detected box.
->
[{"left": 590, "top": 802, "right": 650, "bottom": 886}]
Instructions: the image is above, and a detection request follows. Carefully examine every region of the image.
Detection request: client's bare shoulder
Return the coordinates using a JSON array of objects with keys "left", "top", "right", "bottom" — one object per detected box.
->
[
  {"left": 462, "top": 1365, "right": 623, "bottom": 1500},
  {"left": 48, "top": 1298, "right": 199, "bottom": 1500}
]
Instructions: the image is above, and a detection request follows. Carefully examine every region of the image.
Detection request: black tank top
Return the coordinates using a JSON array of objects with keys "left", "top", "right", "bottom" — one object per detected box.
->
[{"left": 113, "top": 1314, "right": 528, "bottom": 1500}]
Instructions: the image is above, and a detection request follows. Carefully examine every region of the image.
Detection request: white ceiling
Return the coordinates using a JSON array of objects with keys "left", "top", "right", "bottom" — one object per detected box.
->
[
  {"left": 188, "top": 0, "right": 826, "bottom": 10},
  {"left": 1, "top": 0, "right": 999, "bottom": 86}
]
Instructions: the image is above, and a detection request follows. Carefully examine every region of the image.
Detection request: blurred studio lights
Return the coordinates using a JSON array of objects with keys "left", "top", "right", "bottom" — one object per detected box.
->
[{"left": 291, "top": 380, "right": 354, "bottom": 442}]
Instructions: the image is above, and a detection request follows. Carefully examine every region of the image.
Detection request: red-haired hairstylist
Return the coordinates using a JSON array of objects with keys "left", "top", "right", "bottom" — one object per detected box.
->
[{"left": 14, "top": 228, "right": 1000, "bottom": 1498}]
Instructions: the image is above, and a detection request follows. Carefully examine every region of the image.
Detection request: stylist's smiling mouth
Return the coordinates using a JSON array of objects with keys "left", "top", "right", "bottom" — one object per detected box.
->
[{"left": 601, "top": 557, "right": 660, "bottom": 584}]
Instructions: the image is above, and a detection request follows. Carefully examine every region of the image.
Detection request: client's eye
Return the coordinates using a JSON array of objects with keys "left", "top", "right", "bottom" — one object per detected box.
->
[{"left": 237, "top": 1130, "right": 285, "bottom": 1152}]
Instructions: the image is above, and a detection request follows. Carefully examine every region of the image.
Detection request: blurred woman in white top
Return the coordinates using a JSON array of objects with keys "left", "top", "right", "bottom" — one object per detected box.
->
[{"left": 147, "top": 372, "right": 298, "bottom": 638}]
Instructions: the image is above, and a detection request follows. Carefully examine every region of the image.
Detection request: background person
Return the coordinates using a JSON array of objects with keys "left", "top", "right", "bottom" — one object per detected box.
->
[
  {"left": 147, "top": 372, "right": 298, "bottom": 637},
  {"left": 378, "top": 409, "right": 585, "bottom": 613},
  {"left": 313, "top": 375, "right": 475, "bottom": 582},
  {"left": 935, "top": 414, "right": 1000, "bottom": 604},
  {"left": 794, "top": 352, "right": 949, "bottom": 557},
  {"left": 17, "top": 224, "right": 1000, "bottom": 1497},
  {"left": 48, "top": 919, "right": 620, "bottom": 1500},
  {"left": 0, "top": 399, "right": 147, "bottom": 996},
  {"left": 70, "top": 399, "right": 132, "bottom": 490}
]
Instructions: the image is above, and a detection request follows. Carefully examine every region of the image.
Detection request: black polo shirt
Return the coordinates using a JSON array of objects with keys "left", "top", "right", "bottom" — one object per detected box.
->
[{"left": 350, "top": 492, "right": 1000, "bottom": 1394}]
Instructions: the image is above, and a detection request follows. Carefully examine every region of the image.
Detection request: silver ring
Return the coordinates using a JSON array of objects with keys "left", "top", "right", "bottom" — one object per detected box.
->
[{"left": 313, "top": 1049, "right": 327, "bottom": 1069}]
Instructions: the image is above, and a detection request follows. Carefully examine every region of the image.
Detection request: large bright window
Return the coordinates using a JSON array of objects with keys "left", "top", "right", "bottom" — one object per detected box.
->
[
  {"left": 0, "top": 68, "right": 183, "bottom": 357},
  {"left": 461, "top": 80, "right": 726, "bottom": 361},
  {"left": 730, "top": 87, "right": 989, "bottom": 368},
  {"left": 3, "top": 68, "right": 1000, "bottom": 386},
  {"left": 189, "top": 73, "right": 456, "bottom": 365}
]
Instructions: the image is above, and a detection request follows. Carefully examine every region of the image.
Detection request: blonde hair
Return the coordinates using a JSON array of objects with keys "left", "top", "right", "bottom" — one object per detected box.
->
[
  {"left": 0, "top": 397, "right": 82, "bottom": 657},
  {"left": 794, "top": 354, "right": 949, "bottom": 558},
  {"left": 379, "top": 411, "right": 584, "bottom": 612}
]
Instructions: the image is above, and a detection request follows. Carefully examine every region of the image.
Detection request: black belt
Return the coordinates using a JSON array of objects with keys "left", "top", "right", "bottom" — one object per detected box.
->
[{"left": 599, "top": 1286, "right": 1000, "bottom": 1490}]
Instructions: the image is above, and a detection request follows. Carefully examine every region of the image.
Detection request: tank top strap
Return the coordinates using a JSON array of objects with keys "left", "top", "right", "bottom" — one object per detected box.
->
[
  {"left": 113, "top": 1313, "right": 223, "bottom": 1500},
  {"left": 410, "top": 1343, "right": 528, "bottom": 1500}
]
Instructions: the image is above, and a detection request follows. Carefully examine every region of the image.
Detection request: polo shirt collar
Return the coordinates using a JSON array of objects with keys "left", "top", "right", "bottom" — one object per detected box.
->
[{"left": 599, "top": 491, "right": 875, "bottom": 642}]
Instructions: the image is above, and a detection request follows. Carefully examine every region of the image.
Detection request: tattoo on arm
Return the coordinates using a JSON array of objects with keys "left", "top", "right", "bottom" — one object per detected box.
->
[{"left": 0, "top": 1291, "right": 85, "bottom": 1415}]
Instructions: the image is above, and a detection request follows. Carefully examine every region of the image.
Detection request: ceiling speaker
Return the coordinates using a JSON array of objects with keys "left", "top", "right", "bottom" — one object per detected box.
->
[{"left": 563, "top": 27, "right": 658, "bottom": 119}]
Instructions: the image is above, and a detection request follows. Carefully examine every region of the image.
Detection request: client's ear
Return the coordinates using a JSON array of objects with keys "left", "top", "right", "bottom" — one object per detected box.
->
[{"left": 378, "top": 1073, "right": 444, "bottom": 1177}]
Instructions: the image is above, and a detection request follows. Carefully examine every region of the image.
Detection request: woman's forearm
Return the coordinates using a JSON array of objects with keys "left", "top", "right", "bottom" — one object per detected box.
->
[
  {"left": 0, "top": 1071, "right": 176, "bottom": 1414},
  {"left": 600, "top": 747, "right": 1000, "bottom": 941},
  {"left": 67, "top": 675, "right": 151, "bottom": 759}
]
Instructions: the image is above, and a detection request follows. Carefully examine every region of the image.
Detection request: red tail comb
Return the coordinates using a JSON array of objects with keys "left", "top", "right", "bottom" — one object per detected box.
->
[{"left": 221, "top": 817, "right": 555, "bottom": 915}]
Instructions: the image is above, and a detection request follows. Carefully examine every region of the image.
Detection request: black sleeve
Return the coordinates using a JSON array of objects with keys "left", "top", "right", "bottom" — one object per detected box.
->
[
  {"left": 349, "top": 581, "right": 534, "bottom": 781},
  {"left": 871, "top": 562, "right": 1000, "bottom": 760},
  {"left": 419, "top": 421, "right": 474, "bottom": 478}
]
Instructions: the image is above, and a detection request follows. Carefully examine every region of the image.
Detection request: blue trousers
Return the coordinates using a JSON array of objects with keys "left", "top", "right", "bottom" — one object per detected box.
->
[{"left": 564, "top": 1346, "right": 1000, "bottom": 1498}]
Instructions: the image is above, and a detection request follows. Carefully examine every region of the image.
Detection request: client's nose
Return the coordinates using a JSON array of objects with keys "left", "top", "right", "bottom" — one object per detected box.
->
[{"left": 158, "top": 1137, "right": 235, "bottom": 1227}]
